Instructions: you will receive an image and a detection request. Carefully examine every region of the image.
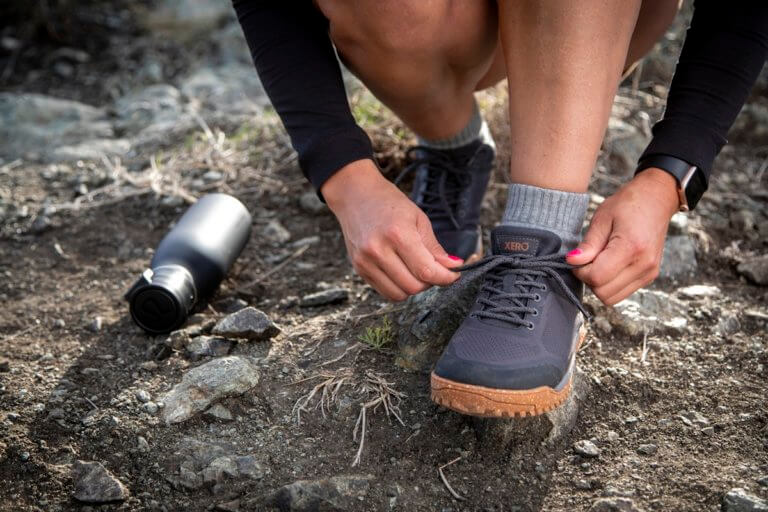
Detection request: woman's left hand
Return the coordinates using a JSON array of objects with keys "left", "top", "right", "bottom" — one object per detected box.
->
[{"left": 566, "top": 168, "right": 681, "bottom": 306}]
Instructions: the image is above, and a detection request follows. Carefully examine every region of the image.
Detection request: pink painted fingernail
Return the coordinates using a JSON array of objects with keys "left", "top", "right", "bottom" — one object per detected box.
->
[
  {"left": 448, "top": 254, "right": 462, "bottom": 261},
  {"left": 567, "top": 249, "right": 582, "bottom": 257}
]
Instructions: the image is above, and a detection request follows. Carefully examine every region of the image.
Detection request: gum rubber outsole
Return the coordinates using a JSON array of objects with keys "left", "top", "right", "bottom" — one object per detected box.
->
[{"left": 431, "top": 329, "right": 586, "bottom": 418}]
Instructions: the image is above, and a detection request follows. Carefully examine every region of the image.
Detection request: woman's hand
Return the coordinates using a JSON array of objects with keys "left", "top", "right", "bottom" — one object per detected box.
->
[
  {"left": 322, "top": 159, "right": 462, "bottom": 301},
  {"left": 566, "top": 168, "right": 680, "bottom": 306}
]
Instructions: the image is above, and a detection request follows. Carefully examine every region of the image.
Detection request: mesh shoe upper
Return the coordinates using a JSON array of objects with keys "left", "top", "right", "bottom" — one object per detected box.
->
[
  {"left": 433, "top": 226, "right": 587, "bottom": 390},
  {"left": 395, "top": 141, "right": 494, "bottom": 259}
]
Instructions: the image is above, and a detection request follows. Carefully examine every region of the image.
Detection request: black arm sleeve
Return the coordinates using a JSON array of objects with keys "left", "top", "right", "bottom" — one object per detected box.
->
[
  {"left": 233, "top": 0, "right": 373, "bottom": 193},
  {"left": 639, "top": 2, "right": 768, "bottom": 183}
]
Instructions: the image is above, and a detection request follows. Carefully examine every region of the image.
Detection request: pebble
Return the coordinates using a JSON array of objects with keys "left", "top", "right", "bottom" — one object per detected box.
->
[
  {"left": 677, "top": 285, "right": 720, "bottom": 299},
  {"left": 72, "top": 460, "right": 129, "bottom": 503},
  {"left": 137, "top": 436, "right": 149, "bottom": 452},
  {"left": 637, "top": 443, "right": 658, "bottom": 456},
  {"left": 593, "top": 316, "right": 613, "bottom": 335},
  {"left": 589, "top": 497, "right": 641, "bottom": 512},
  {"left": 205, "top": 404, "right": 234, "bottom": 421},
  {"left": 185, "top": 336, "right": 234, "bottom": 360},
  {"left": 717, "top": 314, "right": 742, "bottom": 336},
  {"left": 575, "top": 479, "right": 592, "bottom": 490},
  {"left": 573, "top": 440, "right": 601, "bottom": 458},
  {"left": 298, "top": 191, "right": 326, "bottom": 214},
  {"left": 606, "top": 431, "right": 620, "bottom": 442},
  {"left": 135, "top": 390, "right": 151, "bottom": 403},
  {"left": 738, "top": 255, "right": 768, "bottom": 286},
  {"left": 20, "top": 451, "right": 30, "bottom": 462},
  {"left": 701, "top": 426, "right": 715, "bottom": 436},
  {"left": 53, "top": 318, "right": 66, "bottom": 329},
  {"left": 722, "top": 488, "right": 768, "bottom": 512},
  {"left": 142, "top": 402, "right": 158, "bottom": 414},
  {"left": 262, "top": 219, "right": 291, "bottom": 244},
  {"left": 0, "top": 361, "right": 8, "bottom": 372},
  {"left": 757, "top": 476, "right": 768, "bottom": 487},
  {"left": 30, "top": 215, "right": 52, "bottom": 234},
  {"left": 211, "top": 307, "right": 280, "bottom": 341},
  {"left": 139, "top": 361, "right": 158, "bottom": 371},
  {"left": 659, "top": 235, "right": 697, "bottom": 280},
  {"left": 88, "top": 316, "right": 103, "bottom": 332},
  {"left": 299, "top": 287, "right": 350, "bottom": 307},
  {"left": 160, "top": 356, "right": 260, "bottom": 424}
]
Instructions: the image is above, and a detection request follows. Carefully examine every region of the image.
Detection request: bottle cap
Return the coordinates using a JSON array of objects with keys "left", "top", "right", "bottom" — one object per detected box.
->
[{"left": 125, "top": 266, "right": 196, "bottom": 334}]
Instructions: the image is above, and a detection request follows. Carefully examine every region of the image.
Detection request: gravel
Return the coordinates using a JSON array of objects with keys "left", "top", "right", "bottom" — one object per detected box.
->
[{"left": 574, "top": 440, "right": 601, "bottom": 458}]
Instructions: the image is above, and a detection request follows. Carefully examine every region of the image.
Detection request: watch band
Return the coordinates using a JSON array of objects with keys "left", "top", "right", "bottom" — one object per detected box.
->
[{"left": 635, "top": 154, "right": 708, "bottom": 211}]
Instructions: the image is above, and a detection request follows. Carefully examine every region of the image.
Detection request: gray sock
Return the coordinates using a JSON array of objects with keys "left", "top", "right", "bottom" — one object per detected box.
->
[
  {"left": 418, "top": 99, "right": 495, "bottom": 150},
  {"left": 501, "top": 183, "right": 589, "bottom": 255}
]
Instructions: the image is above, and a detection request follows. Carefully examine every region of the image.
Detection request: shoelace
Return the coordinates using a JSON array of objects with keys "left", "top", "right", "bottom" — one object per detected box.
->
[
  {"left": 454, "top": 253, "right": 590, "bottom": 328},
  {"left": 394, "top": 146, "right": 473, "bottom": 230}
]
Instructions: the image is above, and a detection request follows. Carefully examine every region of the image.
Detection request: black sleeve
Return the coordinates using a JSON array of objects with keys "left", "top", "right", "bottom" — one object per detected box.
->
[
  {"left": 232, "top": 0, "right": 374, "bottom": 194},
  {"left": 639, "top": 2, "right": 768, "bottom": 184}
]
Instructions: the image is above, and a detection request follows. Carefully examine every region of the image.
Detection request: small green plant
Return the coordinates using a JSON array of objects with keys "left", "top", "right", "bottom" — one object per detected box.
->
[{"left": 358, "top": 317, "right": 394, "bottom": 351}]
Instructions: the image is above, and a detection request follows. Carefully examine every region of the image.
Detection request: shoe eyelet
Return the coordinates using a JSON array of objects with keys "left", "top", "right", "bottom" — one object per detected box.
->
[
  {"left": 533, "top": 294, "right": 541, "bottom": 302},
  {"left": 541, "top": 285, "right": 548, "bottom": 292},
  {"left": 531, "top": 310, "right": 539, "bottom": 317},
  {"left": 527, "top": 322, "right": 535, "bottom": 330}
]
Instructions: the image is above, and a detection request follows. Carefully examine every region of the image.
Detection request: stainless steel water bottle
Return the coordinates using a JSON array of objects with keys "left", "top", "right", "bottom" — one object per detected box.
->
[{"left": 125, "top": 193, "right": 252, "bottom": 334}]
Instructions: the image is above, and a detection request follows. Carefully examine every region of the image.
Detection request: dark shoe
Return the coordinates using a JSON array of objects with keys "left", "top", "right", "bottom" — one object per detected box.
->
[
  {"left": 395, "top": 140, "right": 494, "bottom": 261},
  {"left": 430, "top": 225, "right": 588, "bottom": 417}
]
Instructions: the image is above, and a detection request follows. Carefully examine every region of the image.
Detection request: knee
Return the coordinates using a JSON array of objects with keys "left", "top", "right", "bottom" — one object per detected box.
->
[{"left": 324, "top": 1, "right": 447, "bottom": 57}]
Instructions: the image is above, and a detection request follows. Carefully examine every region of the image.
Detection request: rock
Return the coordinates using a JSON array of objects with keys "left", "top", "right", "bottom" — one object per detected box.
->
[
  {"left": 396, "top": 272, "right": 485, "bottom": 371},
  {"left": 164, "top": 438, "right": 265, "bottom": 491},
  {"left": 88, "top": 316, "right": 103, "bottom": 332},
  {"left": 202, "top": 456, "right": 239, "bottom": 485},
  {"left": 258, "top": 475, "right": 374, "bottom": 511},
  {"left": 160, "top": 356, "right": 260, "bottom": 424},
  {"left": 211, "top": 307, "right": 280, "bottom": 341},
  {"left": 701, "top": 426, "right": 715, "bottom": 436},
  {"left": 114, "top": 84, "right": 185, "bottom": 135},
  {"left": 30, "top": 215, "right": 52, "bottom": 234},
  {"left": 144, "top": 0, "right": 233, "bottom": 38},
  {"left": 166, "top": 329, "right": 191, "bottom": 350},
  {"left": 731, "top": 209, "right": 757, "bottom": 233},
  {"left": 185, "top": 336, "right": 235, "bottom": 360},
  {"left": 677, "top": 285, "right": 720, "bottom": 299},
  {"left": 590, "top": 497, "right": 643, "bottom": 512},
  {"left": 472, "top": 369, "right": 592, "bottom": 452},
  {"left": 659, "top": 236, "right": 697, "bottom": 281},
  {"left": 215, "top": 500, "right": 241, "bottom": 512},
  {"left": 205, "top": 404, "right": 233, "bottom": 421},
  {"left": 637, "top": 443, "right": 658, "bottom": 455},
  {"left": 50, "top": 138, "right": 131, "bottom": 162},
  {"left": 135, "top": 390, "right": 151, "bottom": 403},
  {"left": 574, "top": 439, "right": 601, "bottom": 458},
  {"left": 722, "top": 488, "right": 768, "bottom": 512},
  {"left": 575, "top": 479, "right": 593, "bottom": 490},
  {"left": 72, "top": 460, "right": 129, "bottom": 503},
  {"left": 300, "top": 288, "right": 350, "bottom": 308},
  {"left": 738, "top": 255, "right": 768, "bottom": 286},
  {"left": 180, "top": 64, "right": 267, "bottom": 116},
  {"left": 262, "top": 219, "right": 291, "bottom": 244},
  {"left": 716, "top": 314, "right": 741, "bottom": 336},
  {"left": 214, "top": 297, "right": 248, "bottom": 314},
  {"left": 299, "top": 191, "right": 326, "bottom": 214},
  {"left": 607, "top": 130, "right": 649, "bottom": 177},
  {"left": 757, "top": 476, "right": 768, "bottom": 487},
  {"left": 0, "top": 361, "right": 8, "bottom": 372},
  {"left": 593, "top": 315, "right": 613, "bottom": 335},
  {"left": 236, "top": 455, "right": 265, "bottom": 479},
  {"left": 611, "top": 289, "right": 689, "bottom": 336},
  {"left": 143, "top": 402, "right": 159, "bottom": 414},
  {"left": 137, "top": 436, "right": 150, "bottom": 452}
]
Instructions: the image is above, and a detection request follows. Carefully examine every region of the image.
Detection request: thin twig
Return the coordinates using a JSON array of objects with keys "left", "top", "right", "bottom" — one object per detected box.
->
[
  {"left": 238, "top": 244, "right": 309, "bottom": 291},
  {"left": 438, "top": 457, "right": 466, "bottom": 501},
  {"left": 320, "top": 342, "right": 363, "bottom": 367}
]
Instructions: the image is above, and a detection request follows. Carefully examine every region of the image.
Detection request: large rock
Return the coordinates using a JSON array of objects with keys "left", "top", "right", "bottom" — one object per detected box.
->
[
  {"left": 606, "top": 289, "right": 689, "bottom": 337},
  {"left": 396, "top": 273, "right": 485, "bottom": 371},
  {"left": 164, "top": 438, "right": 265, "bottom": 491},
  {"left": 0, "top": 93, "right": 125, "bottom": 162},
  {"left": 257, "top": 475, "right": 374, "bottom": 511},
  {"left": 211, "top": 307, "right": 280, "bottom": 341},
  {"left": 722, "top": 488, "right": 768, "bottom": 512},
  {"left": 472, "top": 369, "right": 592, "bottom": 452},
  {"left": 659, "top": 235, "right": 698, "bottom": 281},
  {"left": 180, "top": 64, "right": 268, "bottom": 116},
  {"left": 737, "top": 255, "right": 768, "bottom": 286},
  {"left": 72, "top": 460, "right": 129, "bottom": 503},
  {"left": 160, "top": 356, "right": 260, "bottom": 424},
  {"left": 114, "top": 84, "right": 186, "bottom": 135}
]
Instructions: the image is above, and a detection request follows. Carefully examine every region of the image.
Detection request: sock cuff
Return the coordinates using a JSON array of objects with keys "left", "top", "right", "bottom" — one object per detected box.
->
[
  {"left": 418, "top": 100, "right": 483, "bottom": 150},
  {"left": 502, "top": 183, "right": 589, "bottom": 236}
]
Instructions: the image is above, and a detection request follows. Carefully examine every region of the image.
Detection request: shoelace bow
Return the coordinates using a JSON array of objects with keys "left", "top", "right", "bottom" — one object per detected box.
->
[
  {"left": 453, "top": 253, "right": 590, "bottom": 328},
  {"left": 394, "top": 146, "right": 472, "bottom": 230}
]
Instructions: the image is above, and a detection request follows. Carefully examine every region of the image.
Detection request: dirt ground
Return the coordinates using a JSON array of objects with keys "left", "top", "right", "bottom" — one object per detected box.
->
[{"left": 1, "top": 3, "right": 767, "bottom": 511}]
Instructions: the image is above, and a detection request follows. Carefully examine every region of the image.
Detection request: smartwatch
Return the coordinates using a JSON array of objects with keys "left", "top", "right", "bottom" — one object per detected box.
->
[{"left": 635, "top": 154, "right": 708, "bottom": 211}]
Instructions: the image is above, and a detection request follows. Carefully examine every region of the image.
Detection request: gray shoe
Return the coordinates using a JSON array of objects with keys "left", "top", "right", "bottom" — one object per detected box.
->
[
  {"left": 431, "top": 225, "right": 589, "bottom": 418},
  {"left": 395, "top": 140, "right": 494, "bottom": 261}
]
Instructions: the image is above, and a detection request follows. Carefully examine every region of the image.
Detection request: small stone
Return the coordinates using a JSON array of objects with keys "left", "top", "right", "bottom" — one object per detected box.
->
[
  {"left": 215, "top": 500, "right": 241, "bottom": 512},
  {"left": 202, "top": 456, "right": 239, "bottom": 485},
  {"left": 81, "top": 413, "right": 98, "bottom": 427},
  {"left": 730, "top": 209, "right": 757, "bottom": 232},
  {"left": 298, "top": 191, "right": 326, "bottom": 214},
  {"left": 299, "top": 288, "right": 349, "bottom": 307},
  {"left": 205, "top": 404, "right": 234, "bottom": 421},
  {"left": 659, "top": 236, "right": 697, "bottom": 280},
  {"left": 47, "top": 408, "right": 65, "bottom": 420},
  {"left": 139, "top": 361, "right": 158, "bottom": 371},
  {"left": 211, "top": 307, "right": 280, "bottom": 341},
  {"left": 757, "top": 476, "right": 768, "bottom": 487},
  {"left": 637, "top": 443, "right": 658, "bottom": 456},
  {"left": 6, "top": 412, "right": 20, "bottom": 422},
  {"left": 722, "top": 488, "right": 768, "bottom": 512},
  {"left": 166, "top": 329, "right": 191, "bottom": 350},
  {"left": 606, "top": 431, "right": 620, "bottom": 442},
  {"left": 185, "top": 336, "right": 235, "bottom": 360},
  {"left": 143, "top": 402, "right": 159, "bottom": 414},
  {"left": 717, "top": 314, "right": 741, "bottom": 336},
  {"left": 259, "top": 474, "right": 374, "bottom": 511},
  {"left": 214, "top": 297, "right": 248, "bottom": 314},
  {"left": 738, "top": 255, "right": 768, "bottom": 286},
  {"left": 19, "top": 451, "right": 30, "bottom": 461},
  {"left": 236, "top": 455, "right": 265, "bottom": 479},
  {"left": 575, "top": 479, "right": 592, "bottom": 490},
  {"left": 202, "top": 170, "right": 223, "bottom": 183},
  {"left": 135, "top": 390, "right": 151, "bottom": 403},
  {"left": 593, "top": 315, "right": 613, "bottom": 335},
  {"left": 574, "top": 440, "right": 601, "bottom": 458},
  {"left": 678, "top": 285, "right": 721, "bottom": 299},
  {"left": 137, "top": 436, "right": 149, "bottom": 452},
  {"left": 701, "top": 426, "right": 715, "bottom": 436},
  {"left": 160, "top": 356, "right": 260, "bottom": 424},
  {"left": 30, "top": 215, "right": 52, "bottom": 234},
  {"left": 0, "top": 361, "right": 8, "bottom": 372},
  {"left": 88, "top": 316, "right": 103, "bottom": 332},
  {"left": 53, "top": 318, "right": 66, "bottom": 329},
  {"left": 72, "top": 460, "right": 129, "bottom": 503},
  {"left": 589, "top": 497, "right": 642, "bottom": 512},
  {"left": 263, "top": 219, "right": 291, "bottom": 244}
]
